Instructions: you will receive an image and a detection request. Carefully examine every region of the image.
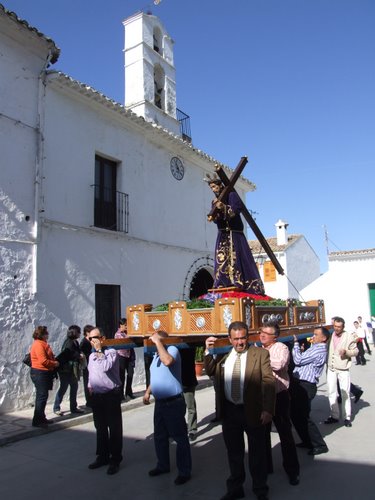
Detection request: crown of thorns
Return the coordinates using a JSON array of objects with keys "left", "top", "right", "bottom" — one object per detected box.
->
[{"left": 203, "top": 172, "right": 222, "bottom": 185}]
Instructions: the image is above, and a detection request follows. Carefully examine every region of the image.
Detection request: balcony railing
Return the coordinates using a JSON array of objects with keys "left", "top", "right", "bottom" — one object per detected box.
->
[
  {"left": 92, "top": 185, "right": 129, "bottom": 233},
  {"left": 176, "top": 108, "right": 192, "bottom": 143}
]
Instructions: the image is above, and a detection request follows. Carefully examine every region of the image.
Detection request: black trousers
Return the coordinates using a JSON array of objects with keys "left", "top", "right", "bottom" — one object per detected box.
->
[
  {"left": 222, "top": 400, "right": 268, "bottom": 497},
  {"left": 118, "top": 356, "right": 134, "bottom": 397},
  {"left": 289, "top": 378, "right": 326, "bottom": 449},
  {"left": 363, "top": 336, "right": 371, "bottom": 354},
  {"left": 265, "top": 390, "right": 299, "bottom": 478},
  {"left": 144, "top": 353, "right": 153, "bottom": 389},
  {"left": 337, "top": 380, "right": 362, "bottom": 399},
  {"left": 91, "top": 388, "right": 123, "bottom": 465},
  {"left": 82, "top": 367, "right": 92, "bottom": 407},
  {"left": 356, "top": 342, "right": 366, "bottom": 365}
]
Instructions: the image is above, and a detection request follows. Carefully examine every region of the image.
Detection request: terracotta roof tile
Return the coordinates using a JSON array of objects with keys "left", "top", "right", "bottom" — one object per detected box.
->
[{"left": 248, "top": 234, "right": 302, "bottom": 253}]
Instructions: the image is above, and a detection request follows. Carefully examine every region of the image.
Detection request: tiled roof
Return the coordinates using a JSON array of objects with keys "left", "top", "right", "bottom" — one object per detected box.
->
[
  {"left": 0, "top": 3, "right": 60, "bottom": 63},
  {"left": 47, "top": 71, "right": 256, "bottom": 190},
  {"left": 248, "top": 234, "right": 302, "bottom": 253},
  {"left": 329, "top": 248, "right": 375, "bottom": 257}
]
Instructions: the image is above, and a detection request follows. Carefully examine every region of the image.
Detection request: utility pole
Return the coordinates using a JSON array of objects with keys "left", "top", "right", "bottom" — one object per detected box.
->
[{"left": 323, "top": 225, "right": 329, "bottom": 256}]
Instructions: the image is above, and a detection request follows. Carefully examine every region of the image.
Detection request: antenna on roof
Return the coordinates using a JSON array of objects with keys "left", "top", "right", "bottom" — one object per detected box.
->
[{"left": 323, "top": 224, "right": 329, "bottom": 256}]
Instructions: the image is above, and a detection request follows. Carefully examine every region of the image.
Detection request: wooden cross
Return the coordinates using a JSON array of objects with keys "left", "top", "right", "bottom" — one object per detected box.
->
[{"left": 207, "top": 157, "right": 284, "bottom": 276}]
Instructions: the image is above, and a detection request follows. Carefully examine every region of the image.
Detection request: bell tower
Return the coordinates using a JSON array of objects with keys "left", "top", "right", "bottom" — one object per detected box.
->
[{"left": 123, "top": 12, "right": 180, "bottom": 135}]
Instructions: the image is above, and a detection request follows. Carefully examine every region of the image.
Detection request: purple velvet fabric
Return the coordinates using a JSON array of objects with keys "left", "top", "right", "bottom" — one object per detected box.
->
[{"left": 212, "top": 191, "right": 265, "bottom": 295}]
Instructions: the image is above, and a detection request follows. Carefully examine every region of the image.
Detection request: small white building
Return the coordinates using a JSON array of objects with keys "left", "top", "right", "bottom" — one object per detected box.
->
[
  {"left": 0, "top": 7, "right": 254, "bottom": 412},
  {"left": 301, "top": 248, "right": 375, "bottom": 329},
  {"left": 249, "top": 219, "right": 321, "bottom": 300}
]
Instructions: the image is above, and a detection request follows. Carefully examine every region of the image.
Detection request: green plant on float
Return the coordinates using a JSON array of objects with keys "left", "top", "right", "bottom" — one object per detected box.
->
[
  {"left": 152, "top": 298, "right": 304, "bottom": 312},
  {"left": 195, "top": 346, "right": 205, "bottom": 362},
  {"left": 153, "top": 299, "right": 212, "bottom": 311}
]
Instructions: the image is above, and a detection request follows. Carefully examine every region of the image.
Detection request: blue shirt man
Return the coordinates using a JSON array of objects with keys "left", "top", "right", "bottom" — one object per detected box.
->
[
  {"left": 143, "top": 331, "right": 192, "bottom": 485},
  {"left": 289, "top": 327, "right": 329, "bottom": 456}
]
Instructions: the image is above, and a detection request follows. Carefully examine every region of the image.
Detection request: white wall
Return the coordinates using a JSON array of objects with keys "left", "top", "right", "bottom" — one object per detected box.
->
[
  {"left": 0, "top": 12, "right": 251, "bottom": 413},
  {"left": 301, "top": 253, "right": 375, "bottom": 326}
]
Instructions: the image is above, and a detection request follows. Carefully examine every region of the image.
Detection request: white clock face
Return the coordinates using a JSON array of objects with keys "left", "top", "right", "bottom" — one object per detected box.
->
[{"left": 170, "top": 157, "right": 184, "bottom": 180}]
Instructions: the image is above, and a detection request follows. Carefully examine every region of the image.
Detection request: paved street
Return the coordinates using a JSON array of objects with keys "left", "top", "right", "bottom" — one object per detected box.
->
[{"left": 0, "top": 363, "right": 374, "bottom": 500}]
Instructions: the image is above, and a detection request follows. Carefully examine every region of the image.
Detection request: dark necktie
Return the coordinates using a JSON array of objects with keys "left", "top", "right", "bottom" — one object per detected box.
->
[{"left": 231, "top": 353, "right": 242, "bottom": 403}]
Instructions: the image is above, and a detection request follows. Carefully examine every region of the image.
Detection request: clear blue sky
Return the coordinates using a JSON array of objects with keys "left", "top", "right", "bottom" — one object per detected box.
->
[{"left": 4, "top": 0, "right": 375, "bottom": 272}]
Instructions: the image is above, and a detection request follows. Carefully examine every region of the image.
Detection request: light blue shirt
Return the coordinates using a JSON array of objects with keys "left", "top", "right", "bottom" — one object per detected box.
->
[{"left": 150, "top": 346, "right": 182, "bottom": 399}]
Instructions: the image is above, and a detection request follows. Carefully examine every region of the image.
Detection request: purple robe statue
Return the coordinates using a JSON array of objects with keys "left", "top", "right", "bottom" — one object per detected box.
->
[{"left": 212, "top": 191, "right": 265, "bottom": 295}]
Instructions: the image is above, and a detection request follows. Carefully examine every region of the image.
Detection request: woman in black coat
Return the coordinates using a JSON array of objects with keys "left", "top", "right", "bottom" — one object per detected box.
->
[{"left": 53, "top": 325, "right": 84, "bottom": 415}]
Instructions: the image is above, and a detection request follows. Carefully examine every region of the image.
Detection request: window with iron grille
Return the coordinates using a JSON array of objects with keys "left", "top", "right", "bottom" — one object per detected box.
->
[{"left": 93, "top": 155, "right": 129, "bottom": 233}]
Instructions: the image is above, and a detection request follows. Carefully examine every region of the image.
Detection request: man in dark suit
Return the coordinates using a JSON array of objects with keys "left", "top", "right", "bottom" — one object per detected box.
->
[{"left": 204, "top": 321, "right": 275, "bottom": 500}]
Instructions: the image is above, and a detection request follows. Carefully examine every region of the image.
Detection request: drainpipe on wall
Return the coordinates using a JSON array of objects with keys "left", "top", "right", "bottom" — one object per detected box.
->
[{"left": 32, "top": 51, "right": 53, "bottom": 295}]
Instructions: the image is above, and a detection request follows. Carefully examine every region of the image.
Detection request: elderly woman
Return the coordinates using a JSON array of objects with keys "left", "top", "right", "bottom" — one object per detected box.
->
[{"left": 30, "top": 326, "right": 59, "bottom": 428}]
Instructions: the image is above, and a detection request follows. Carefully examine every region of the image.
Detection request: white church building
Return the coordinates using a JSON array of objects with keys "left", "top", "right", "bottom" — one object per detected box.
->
[{"left": 0, "top": 7, "right": 255, "bottom": 412}]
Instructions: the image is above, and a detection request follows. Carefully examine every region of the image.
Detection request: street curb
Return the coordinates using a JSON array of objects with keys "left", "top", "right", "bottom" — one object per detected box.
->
[{"left": 0, "top": 377, "right": 213, "bottom": 447}]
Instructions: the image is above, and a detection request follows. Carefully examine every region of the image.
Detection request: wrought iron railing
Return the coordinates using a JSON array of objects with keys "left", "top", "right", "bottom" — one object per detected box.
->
[
  {"left": 92, "top": 185, "right": 129, "bottom": 233},
  {"left": 176, "top": 108, "right": 192, "bottom": 143}
]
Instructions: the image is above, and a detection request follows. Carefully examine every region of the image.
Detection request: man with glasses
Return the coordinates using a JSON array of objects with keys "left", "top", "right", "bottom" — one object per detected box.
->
[
  {"left": 87, "top": 327, "right": 122, "bottom": 475},
  {"left": 259, "top": 321, "right": 299, "bottom": 486},
  {"left": 204, "top": 321, "right": 275, "bottom": 500}
]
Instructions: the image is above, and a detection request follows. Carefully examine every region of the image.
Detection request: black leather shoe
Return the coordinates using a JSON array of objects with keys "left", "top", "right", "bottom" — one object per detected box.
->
[
  {"left": 126, "top": 393, "right": 136, "bottom": 400},
  {"left": 210, "top": 416, "right": 221, "bottom": 423},
  {"left": 32, "top": 422, "right": 49, "bottom": 429},
  {"left": 308, "top": 446, "right": 329, "bottom": 456},
  {"left": 88, "top": 459, "right": 110, "bottom": 469},
  {"left": 296, "top": 442, "right": 311, "bottom": 449},
  {"left": 354, "top": 390, "right": 363, "bottom": 403},
  {"left": 107, "top": 464, "right": 120, "bottom": 475},
  {"left": 174, "top": 475, "right": 191, "bottom": 485},
  {"left": 148, "top": 468, "right": 170, "bottom": 476},
  {"left": 344, "top": 419, "right": 352, "bottom": 427},
  {"left": 289, "top": 475, "right": 300, "bottom": 486},
  {"left": 71, "top": 408, "right": 85, "bottom": 414},
  {"left": 324, "top": 416, "right": 339, "bottom": 424},
  {"left": 219, "top": 489, "right": 245, "bottom": 500}
]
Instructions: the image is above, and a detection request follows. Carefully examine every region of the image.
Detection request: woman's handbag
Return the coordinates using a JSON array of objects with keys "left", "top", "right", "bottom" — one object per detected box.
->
[{"left": 22, "top": 353, "right": 31, "bottom": 367}]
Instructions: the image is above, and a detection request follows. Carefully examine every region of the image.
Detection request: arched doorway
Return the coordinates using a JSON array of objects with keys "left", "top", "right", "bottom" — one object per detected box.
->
[
  {"left": 189, "top": 268, "right": 214, "bottom": 299},
  {"left": 182, "top": 256, "right": 214, "bottom": 300}
]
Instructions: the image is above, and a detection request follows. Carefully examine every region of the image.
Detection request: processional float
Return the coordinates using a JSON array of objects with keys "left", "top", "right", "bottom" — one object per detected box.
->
[{"left": 103, "top": 157, "right": 327, "bottom": 354}]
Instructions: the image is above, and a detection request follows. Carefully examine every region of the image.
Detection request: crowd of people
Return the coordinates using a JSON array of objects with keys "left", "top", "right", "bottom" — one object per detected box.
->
[{"left": 27, "top": 313, "right": 371, "bottom": 494}]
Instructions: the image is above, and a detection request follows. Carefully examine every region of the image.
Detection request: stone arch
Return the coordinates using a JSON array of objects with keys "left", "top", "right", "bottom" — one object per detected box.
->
[
  {"left": 153, "top": 26, "right": 163, "bottom": 55},
  {"left": 154, "top": 64, "right": 165, "bottom": 110},
  {"left": 182, "top": 256, "right": 214, "bottom": 300}
]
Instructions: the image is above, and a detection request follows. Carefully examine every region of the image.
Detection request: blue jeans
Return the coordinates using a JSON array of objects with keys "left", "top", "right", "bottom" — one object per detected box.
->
[
  {"left": 30, "top": 368, "right": 54, "bottom": 425},
  {"left": 154, "top": 395, "right": 192, "bottom": 477},
  {"left": 54, "top": 371, "right": 78, "bottom": 412}
]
